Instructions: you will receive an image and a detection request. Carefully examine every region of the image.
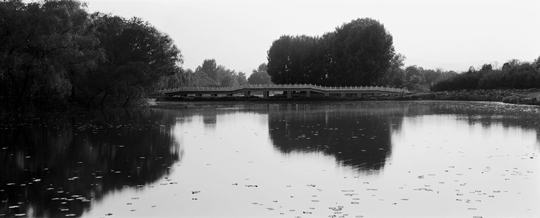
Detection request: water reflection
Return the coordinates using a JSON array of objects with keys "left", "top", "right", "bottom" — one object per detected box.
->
[
  {"left": 2, "top": 101, "right": 540, "bottom": 217},
  {"left": 0, "top": 110, "right": 180, "bottom": 218},
  {"left": 399, "top": 101, "right": 540, "bottom": 144},
  {"left": 268, "top": 103, "right": 407, "bottom": 172}
]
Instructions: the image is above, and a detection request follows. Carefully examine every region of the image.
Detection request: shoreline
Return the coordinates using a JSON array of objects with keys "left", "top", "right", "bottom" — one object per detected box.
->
[
  {"left": 432, "top": 88, "right": 540, "bottom": 106},
  {"left": 151, "top": 89, "right": 540, "bottom": 107}
]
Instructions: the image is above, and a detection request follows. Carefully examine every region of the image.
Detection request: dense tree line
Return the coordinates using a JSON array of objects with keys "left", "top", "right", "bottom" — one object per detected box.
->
[
  {"left": 0, "top": 0, "right": 182, "bottom": 112},
  {"left": 267, "top": 18, "right": 395, "bottom": 86},
  {"left": 389, "top": 64, "right": 458, "bottom": 89},
  {"left": 431, "top": 58, "right": 540, "bottom": 91},
  {"left": 156, "top": 61, "right": 273, "bottom": 88},
  {"left": 155, "top": 59, "right": 250, "bottom": 89}
]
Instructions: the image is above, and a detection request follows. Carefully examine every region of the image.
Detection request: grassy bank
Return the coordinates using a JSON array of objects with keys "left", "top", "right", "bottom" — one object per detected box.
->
[{"left": 432, "top": 89, "right": 540, "bottom": 106}]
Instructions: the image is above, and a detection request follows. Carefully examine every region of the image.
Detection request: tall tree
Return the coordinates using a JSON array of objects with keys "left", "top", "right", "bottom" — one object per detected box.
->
[
  {"left": 332, "top": 18, "right": 395, "bottom": 86},
  {"left": 0, "top": 0, "right": 95, "bottom": 111},
  {"left": 267, "top": 18, "right": 394, "bottom": 86},
  {"left": 79, "top": 14, "right": 183, "bottom": 107},
  {"left": 197, "top": 59, "right": 218, "bottom": 81}
]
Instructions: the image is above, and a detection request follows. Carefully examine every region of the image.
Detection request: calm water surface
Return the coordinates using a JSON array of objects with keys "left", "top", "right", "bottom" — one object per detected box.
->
[{"left": 1, "top": 101, "right": 539, "bottom": 217}]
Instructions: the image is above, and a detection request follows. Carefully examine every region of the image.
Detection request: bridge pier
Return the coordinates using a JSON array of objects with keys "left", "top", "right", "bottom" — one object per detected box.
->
[
  {"left": 211, "top": 94, "right": 217, "bottom": 97},
  {"left": 357, "top": 93, "right": 362, "bottom": 98},
  {"left": 227, "top": 94, "right": 233, "bottom": 97},
  {"left": 286, "top": 91, "right": 292, "bottom": 98},
  {"left": 324, "top": 93, "right": 329, "bottom": 97},
  {"left": 341, "top": 93, "right": 346, "bottom": 98},
  {"left": 306, "top": 90, "right": 311, "bottom": 98},
  {"left": 244, "top": 91, "right": 250, "bottom": 97},
  {"left": 263, "top": 91, "right": 269, "bottom": 98}
]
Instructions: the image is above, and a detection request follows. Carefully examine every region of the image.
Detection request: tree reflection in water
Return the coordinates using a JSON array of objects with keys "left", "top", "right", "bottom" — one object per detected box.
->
[
  {"left": 268, "top": 103, "right": 407, "bottom": 172},
  {"left": 0, "top": 110, "right": 181, "bottom": 217}
]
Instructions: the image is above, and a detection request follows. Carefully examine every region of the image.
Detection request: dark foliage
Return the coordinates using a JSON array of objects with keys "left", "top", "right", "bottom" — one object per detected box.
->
[
  {"left": 432, "top": 59, "right": 540, "bottom": 91},
  {"left": 0, "top": 0, "right": 183, "bottom": 112},
  {"left": 267, "top": 18, "right": 395, "bottom": 86}
]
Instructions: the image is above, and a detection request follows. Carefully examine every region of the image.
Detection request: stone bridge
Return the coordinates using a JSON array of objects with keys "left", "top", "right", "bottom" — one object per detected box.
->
[{"left": 157, "top": 84, "right": 409, "bottom": 98}]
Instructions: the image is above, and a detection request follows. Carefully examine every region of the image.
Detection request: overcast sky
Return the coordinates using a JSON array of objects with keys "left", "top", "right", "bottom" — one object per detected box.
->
[{"left": 85, "top": 0, "right": 540, "bottom": 74}]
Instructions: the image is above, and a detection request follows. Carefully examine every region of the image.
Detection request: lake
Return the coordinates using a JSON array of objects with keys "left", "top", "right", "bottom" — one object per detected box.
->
[{"left": 1, "top": 101, "right": 539, "bottom": 218}]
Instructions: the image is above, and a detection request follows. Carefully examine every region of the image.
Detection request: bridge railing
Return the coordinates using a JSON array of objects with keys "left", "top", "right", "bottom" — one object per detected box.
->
[{"left": 159, "top": 84, "right": 408, "bottom": 93}]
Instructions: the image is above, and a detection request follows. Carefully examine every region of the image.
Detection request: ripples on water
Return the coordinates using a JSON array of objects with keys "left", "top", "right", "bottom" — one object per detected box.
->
[{"left": 0, "top": 101, "right": 539, "bottom": 217}]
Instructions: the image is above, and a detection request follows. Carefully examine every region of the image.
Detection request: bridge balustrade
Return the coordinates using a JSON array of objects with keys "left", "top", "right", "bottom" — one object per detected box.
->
[{"left": 158, "top": 83, "right": 408, "bottom": 97}]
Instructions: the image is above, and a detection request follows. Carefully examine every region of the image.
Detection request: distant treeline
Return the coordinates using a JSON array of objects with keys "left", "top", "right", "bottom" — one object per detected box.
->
[
  {"left": 156, "top": 60, "right": 272, "bottom": 89},
  {"left": 0, "top": 0, "right": 183, "bottom": 112},
  {"left": 432, "top": 58, "right": 540, "bottom": 91}
]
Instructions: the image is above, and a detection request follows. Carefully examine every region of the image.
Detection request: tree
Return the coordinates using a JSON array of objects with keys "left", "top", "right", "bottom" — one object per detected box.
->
[
  {"left": 404, "top": 66, "right": 424, "bottom": 84},
  {"left": 383, "top": 53, "right": 406, "bottom": 86},
  {"left": 237, "top": 72, "right": 248, "bottom": 86},
  {"left": 78, "top": 14, "right": 183, "bottom": 107},
  {"left": 332, "top": 18, "right": 395, "bottom": 86},
  {"left": 533, "top": 55, "right": 540, "bottom": 70},
  {"left": 248, "top": 63, "right": 272, "bottom": 85},
  {"left": 0, "top": 0, "right": 95, "bottom": 111},
  {"left": 267, "top": 18, "right": 394, "bottom": 86},
  {"left": 197, "top": 59, "right": 218, "bottom": 81},
  {"left": 0, "top": 0, "right": 184, "bottom": 111}
]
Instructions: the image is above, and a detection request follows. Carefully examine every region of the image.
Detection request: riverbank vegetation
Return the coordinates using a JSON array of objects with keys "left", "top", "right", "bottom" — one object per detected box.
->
[
  {"left": 0, "top": 0, "right": 273, "bottom": 112},
  {"left": 431, "top": 58, "right": 540, "bottom": 91},
  {"left": 0, "top": 0, "right": 182, "bottom": 112},
  {"left": 2, "top": 0, "right": 538, "bottom": 113}
]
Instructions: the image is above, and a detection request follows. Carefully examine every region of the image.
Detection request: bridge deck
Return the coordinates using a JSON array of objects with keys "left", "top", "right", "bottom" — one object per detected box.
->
[{"left": 158, "top": 84, "right": 408, "bottom": 98}]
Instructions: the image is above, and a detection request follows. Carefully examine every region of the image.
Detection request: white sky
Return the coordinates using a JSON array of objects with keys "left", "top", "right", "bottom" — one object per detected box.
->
[{"left": 84, "top": 0, "right": 540, "bottom": 74}]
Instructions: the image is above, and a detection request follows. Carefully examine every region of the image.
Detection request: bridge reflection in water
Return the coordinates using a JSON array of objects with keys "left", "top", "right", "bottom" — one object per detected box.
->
[{"left": 158, "top": 84, "right": 408, "bottom": 98}]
